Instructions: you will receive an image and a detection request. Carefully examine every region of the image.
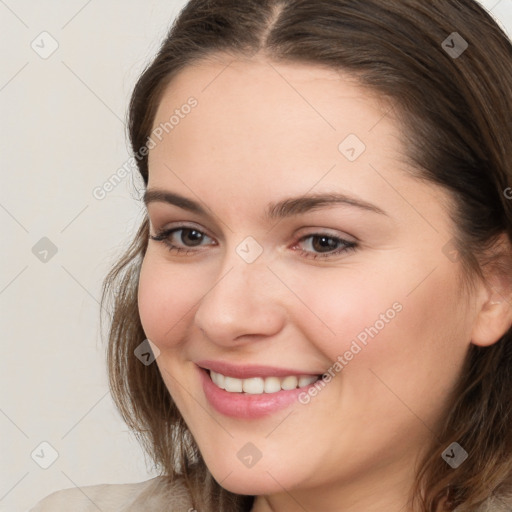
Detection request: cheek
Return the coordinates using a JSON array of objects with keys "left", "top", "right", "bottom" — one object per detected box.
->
[
  {"left": 292, "top": 260, "right": 467, "bottom": 396},
  {"left": 337, "top": 268, "right": 467, "bottom": 424},
  {"left": 137, "top": 255, "right": 196, "bottom": 348},
  {"left": 287, "top": 266, "right": 401, "bottom": 363}
]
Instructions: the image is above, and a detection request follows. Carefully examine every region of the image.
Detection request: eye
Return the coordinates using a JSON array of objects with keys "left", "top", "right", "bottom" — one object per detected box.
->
[
  {"left": 149, "top": 225, "right": 357, "bottom": 260},
  {"left": 292, "top": 233, "right": 357, "bottom": 259},
  {"left": 149, "top": 226, "right": 215, "bottom": 255}
]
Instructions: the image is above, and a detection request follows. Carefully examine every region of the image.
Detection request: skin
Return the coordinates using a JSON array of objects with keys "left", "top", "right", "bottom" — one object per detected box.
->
[{"left": 137, "top": 54, "right": 512, "bottom": 512}]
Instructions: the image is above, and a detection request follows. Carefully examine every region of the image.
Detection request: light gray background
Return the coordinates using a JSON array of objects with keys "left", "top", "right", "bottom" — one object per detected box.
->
[{"left": 1, "top": 1, "right": 511, "bottom": 511}]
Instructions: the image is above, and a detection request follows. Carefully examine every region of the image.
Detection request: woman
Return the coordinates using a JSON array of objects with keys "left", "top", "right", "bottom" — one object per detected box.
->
[{"left": 30, "top": 0, "right": 512, "bottom": 510}]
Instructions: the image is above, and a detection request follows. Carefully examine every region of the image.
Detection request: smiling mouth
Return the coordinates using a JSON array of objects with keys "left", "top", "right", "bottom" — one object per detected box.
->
[{"left": 206, "top": 369, "right": 322, "bottom": 395}]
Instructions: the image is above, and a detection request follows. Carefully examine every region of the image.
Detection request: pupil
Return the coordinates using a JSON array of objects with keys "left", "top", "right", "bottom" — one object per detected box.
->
[
  {"left": 184, "top": 229, "right": 203, "bottom": 246},
  {"left": 313, "top": 236, "right": 337, "bottom": 252}
]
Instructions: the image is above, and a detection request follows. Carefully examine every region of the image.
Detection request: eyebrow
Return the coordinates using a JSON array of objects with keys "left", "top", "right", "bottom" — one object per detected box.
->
[{"left": 143, "top": 188, "right": 387, "bottom": 220}]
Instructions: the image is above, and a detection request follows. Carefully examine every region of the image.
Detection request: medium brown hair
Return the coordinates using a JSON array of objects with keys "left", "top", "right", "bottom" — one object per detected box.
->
[{"left": 101, "top": 1, "right": 512, "bottom": 510}]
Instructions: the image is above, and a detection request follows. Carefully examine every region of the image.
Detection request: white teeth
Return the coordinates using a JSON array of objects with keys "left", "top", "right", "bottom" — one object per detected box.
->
[
  {"left": 211, "top": 371, "right": 224, "bottom": 388},
  {"left": 298, "top": 375, "right": 318, "bottom": 387},
  {"left": 223, "top": 376, "right": 243, "bottom": 392},
  {"left": 242, "top": 377, "right": 264, "bottom": 394},
  {"left": 281, "top": 376, "right": 298, "bottom": 390},
  {"left": 209, "top": 370, "right": 319, "bottom": 394},
  {"left": 264, "top": 376, "right": 281, "bottom": 394}
]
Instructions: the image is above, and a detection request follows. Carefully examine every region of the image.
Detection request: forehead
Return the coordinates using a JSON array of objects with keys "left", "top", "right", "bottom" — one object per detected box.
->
[
  {"left": 145, "top": 56, "right": 456, "bottom": 242},
  {"left": 152, "top": 55, "right": 389, "bottom": 137},
  {"left": 148, "top": 55, "right": 402, "bottom": 184}
]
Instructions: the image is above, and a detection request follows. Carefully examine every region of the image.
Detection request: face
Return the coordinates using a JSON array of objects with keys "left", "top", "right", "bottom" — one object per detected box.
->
[{"left": 138, "top": 55, "right": 476, "bottom": 510}]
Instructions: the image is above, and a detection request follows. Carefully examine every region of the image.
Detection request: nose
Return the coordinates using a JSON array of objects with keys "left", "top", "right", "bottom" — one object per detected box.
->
[{"left": 194, "top": 253, "right": 286, "bottom": 347}]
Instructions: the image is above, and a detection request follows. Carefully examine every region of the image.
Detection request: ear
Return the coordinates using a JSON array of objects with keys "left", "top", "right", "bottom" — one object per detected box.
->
[{"left": 471, "top": 233, "right": 512, "bottom": 347}]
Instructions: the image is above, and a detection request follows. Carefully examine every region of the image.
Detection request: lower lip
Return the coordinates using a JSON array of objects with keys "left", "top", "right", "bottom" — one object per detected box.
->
[{"left": 198, "top": 366, "right": 319, "bottom": 419}]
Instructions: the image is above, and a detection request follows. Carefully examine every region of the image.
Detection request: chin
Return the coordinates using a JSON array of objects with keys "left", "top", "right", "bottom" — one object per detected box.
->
[
  {"left": 214, "top": 474, "right": 282, "bottom": 496},
  {"left": 206, "top": 460, "right": 300, "bottom": 496}
]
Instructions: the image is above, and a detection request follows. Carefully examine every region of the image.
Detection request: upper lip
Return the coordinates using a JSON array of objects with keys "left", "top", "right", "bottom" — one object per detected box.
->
[{"left": 196, "top": 360, "right": 322, "bottom": 379}]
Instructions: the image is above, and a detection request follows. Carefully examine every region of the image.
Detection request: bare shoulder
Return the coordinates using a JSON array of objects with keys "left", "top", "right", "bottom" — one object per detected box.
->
[{"left": 29, "top": 475, "right": 194, "bottom": 511}]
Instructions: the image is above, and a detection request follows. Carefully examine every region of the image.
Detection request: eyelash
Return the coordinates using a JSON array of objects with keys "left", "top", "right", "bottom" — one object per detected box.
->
[{"left": 149, "top": 225, "right": 357, "bottom": 260}]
